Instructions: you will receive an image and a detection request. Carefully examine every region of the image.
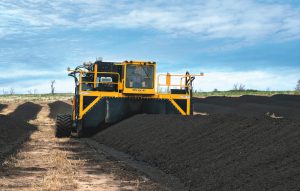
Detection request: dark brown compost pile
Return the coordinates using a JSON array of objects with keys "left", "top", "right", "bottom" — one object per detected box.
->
[
  {"left": 93, "top": 95, "right": 300, "bottom": 191},
  {"left": 0, "top": 102, "right": 40, "bottom": 162},
  {"left": 48, "top": 101, "right": 72, "bottom": 119},
  {"left": 9, "top": 102, "right": 42, "bottom": 121},
  {"left": 0, "top": 104, "right": 7, "bottom": 112}
]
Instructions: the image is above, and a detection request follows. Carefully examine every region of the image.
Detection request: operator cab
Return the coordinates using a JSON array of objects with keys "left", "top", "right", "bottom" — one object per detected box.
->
[
  {"left": 79, "top": 60, "right": 156, "bottom": 95},
  {"left": 123, "top": 61, "right": 156, "bottom": 94}
]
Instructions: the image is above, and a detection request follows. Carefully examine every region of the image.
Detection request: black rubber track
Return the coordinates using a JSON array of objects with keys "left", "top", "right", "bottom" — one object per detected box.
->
[{"left": 55, "top": 114, "right": 72, "bottom": 138}]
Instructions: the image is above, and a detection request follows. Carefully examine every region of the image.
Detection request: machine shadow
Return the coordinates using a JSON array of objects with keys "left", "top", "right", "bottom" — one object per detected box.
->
[
  {"left": 0, "top": 141, "right": 47, "bottom": 187},
  {"left": 84, "top": 119, "right": 133, "bottom": 137}
]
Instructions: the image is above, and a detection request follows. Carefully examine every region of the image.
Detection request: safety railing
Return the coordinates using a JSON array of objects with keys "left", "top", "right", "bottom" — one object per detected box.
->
[
  {"left": 157, "top": 73, "right": 204, "bottom": 94},
  {"left": 157, "top": 74, "right": 190, "bottom": 94},
  {"left": 79, "top": 71, "right": 120, "bottom": 92}
]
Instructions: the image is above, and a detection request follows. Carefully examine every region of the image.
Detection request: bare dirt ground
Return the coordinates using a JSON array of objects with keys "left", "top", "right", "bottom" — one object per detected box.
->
[{"left": 0, "top": 102, "right": 169, "bottom": 191}]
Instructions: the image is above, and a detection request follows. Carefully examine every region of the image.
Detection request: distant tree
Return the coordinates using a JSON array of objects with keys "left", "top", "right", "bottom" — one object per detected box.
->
[
  {"left": 238, "top": 84, "right": 246, "bottom": 91},
  {"left": 2, "top": 88, "right": 7, "bottom": 95},
  {"left": 233, "top": 83, "right": 238, "bottom": 91},
  {"left": 28, "top": 89, "right": 32, "bottom": 94},
  {"left": 10, "top": 88, "right": 15, "bottom": 95},
  {"left": 296, "top": 79, "right": 300, "bottom": 91},
  {"left": 213, "top": 88, "right": 218, "bottom": 92},
  {"left": 50, "top": 80, "right": 56, "bottom": 94},
  {"left": 233, "top": 83, "right": 246, "bottom": 91}
]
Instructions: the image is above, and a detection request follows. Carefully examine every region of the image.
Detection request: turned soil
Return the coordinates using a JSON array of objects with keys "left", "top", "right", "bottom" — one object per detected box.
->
[
  {"left": 0, "top": 102, "right": 40, "bottom": 162},
  {"left": 0, "top": 104, "right": 7, "bottom": 112},
  {"left": 9, "top": 102, "right": 42, "bottom": 121},
  {"left": 93, "top": 95, "right": 300, "bottom": 191},
  {"left": 192, "top": 94, "right": 300, "bottom": 119},
  {"left": 48, "top": 100, "right": 72, "bottom": 119}
]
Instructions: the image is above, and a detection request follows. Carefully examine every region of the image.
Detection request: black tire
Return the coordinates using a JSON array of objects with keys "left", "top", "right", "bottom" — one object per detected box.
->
[{"left": 55, "top": 114, "right": 72, "bottom": 138}]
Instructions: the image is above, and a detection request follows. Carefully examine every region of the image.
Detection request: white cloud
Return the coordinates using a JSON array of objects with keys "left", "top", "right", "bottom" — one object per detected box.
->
[{"left": 0, "top": 0, "right": 300, "bottom": 43}]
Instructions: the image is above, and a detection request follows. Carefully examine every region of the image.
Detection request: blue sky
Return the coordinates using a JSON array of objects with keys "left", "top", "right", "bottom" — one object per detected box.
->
[{"left": 0, "top": 0, "right": 299, "bottom": 93}]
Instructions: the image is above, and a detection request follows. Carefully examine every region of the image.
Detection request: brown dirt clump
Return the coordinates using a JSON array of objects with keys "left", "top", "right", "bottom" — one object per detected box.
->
[
  {"left": 48, "top": 101, "right": 72, "bottom": 119},
  {"left": 93, "top": 95, "right": 300, "bottom": 191}
]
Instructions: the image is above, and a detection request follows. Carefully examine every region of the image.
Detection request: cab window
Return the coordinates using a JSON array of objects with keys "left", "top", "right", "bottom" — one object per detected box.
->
[{"left": 126, "top": 64, "right": 154, "bottom": 89}]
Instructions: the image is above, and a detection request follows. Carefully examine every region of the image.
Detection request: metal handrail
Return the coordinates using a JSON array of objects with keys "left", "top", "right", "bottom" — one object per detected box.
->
[
  {"left": 157, "top": 74, "right": 189, "bottom": 88},
  {"left": 79, "top": 71, "right": 121, "bottom": 92},
  {"left": 157, "top": 73, "right": 204, "bottom": 94}
]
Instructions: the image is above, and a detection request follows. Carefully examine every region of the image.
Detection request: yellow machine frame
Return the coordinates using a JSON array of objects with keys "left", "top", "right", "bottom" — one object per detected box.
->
[{"left": 71, "top": 61, "right": 203, "bottom": 120}]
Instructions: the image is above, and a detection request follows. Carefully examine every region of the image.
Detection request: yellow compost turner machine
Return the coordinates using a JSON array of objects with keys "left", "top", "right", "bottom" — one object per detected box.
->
[{"left": 55, "top": 60, "right": 203, "bottom": 137}]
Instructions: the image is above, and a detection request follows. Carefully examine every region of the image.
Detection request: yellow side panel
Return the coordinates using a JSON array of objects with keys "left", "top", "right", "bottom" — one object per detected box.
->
[{"left": 123, "top": 87, "right": 155, "bottom": 94}]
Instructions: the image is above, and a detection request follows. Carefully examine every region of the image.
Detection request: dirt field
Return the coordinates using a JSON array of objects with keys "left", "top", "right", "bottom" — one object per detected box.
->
[{"left": 0, "top": 95, "right": 299, "bottom": 190}]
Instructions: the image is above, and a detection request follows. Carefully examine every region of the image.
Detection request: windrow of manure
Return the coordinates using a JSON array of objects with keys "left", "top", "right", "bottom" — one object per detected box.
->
[
  {"left": 48, "top": 101, "right": 72, "bottom": 119},
  {"left": 0, "top": 102, "right": 41, "bottom": 163},
  {"left": 0, "top": 104, "right": 7, "bottom": 112},
  {"left": 193, "top": 94, "right": 300, "bottom": 119},
  {"left": 93, "top": 95, "right": 300, "bottom": 191}
]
